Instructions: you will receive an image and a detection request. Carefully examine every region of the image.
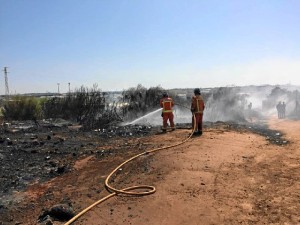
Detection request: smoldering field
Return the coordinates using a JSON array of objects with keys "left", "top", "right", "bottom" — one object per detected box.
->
[
  {"left": 126, "top": 84, "right": 300, "bottom": 126},
  {"left": 0, "top": 84, "right": 300, "bottom": 224}
]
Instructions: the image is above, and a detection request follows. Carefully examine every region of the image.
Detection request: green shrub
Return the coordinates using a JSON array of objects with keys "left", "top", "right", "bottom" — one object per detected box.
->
[{"left": 3, "top": 96, "right": 41, "bottom": 120}]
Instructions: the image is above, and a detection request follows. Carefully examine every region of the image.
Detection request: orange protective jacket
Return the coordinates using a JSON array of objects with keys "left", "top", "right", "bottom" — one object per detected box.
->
[
  {"left": 191, "top": 95, "right": 205, "bottom": 114},
  {"left": 160, "top": 97, "right": 174, "bottom": 113}
]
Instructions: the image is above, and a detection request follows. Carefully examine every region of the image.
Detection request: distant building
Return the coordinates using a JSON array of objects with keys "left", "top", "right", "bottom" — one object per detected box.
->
[{"left": 176, "top": 93, "right": 187, "bottom": 99}]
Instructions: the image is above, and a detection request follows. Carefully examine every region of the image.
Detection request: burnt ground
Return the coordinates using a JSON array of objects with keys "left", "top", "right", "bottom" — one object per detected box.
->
[
  {"left": 0, "top": 119, "right": 292, "bottom": 224},
  {"left": 206, "top": 121, "right": 289, "bottom": 145},
  {"left": 0, "top": 120, "right": 155, "bottom": 207}
]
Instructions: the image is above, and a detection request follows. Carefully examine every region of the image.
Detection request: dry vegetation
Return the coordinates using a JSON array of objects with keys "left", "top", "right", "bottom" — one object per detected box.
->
[{"left": 0, "top": 84, "right": 299, "bottom": 225}]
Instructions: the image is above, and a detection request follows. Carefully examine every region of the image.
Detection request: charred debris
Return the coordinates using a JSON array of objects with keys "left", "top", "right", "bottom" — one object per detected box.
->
[{"left": 0, "top": 84, "right": 298, "bottom": 213}]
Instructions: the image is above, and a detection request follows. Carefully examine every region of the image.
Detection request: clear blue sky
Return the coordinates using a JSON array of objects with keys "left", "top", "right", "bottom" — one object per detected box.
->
[{"left": 1, "top": 0, "right": 300, "bottom": 94}]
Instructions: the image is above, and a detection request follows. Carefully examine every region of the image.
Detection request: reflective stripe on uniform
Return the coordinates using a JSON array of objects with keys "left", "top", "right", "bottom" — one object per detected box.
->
[
  {"left": 195, "top": 99, "right": 203, "bottom": 113},
  {"left": 194, "top": 97, "right": 204, "bottom": 114},
  {"left": 162, "top": 100, "right": 173, "bottom": 113}
]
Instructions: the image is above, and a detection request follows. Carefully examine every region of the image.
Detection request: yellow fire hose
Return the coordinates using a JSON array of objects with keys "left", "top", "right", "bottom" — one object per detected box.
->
[{"left": 64, "top": 110, "right": 197, "bottom": 225}]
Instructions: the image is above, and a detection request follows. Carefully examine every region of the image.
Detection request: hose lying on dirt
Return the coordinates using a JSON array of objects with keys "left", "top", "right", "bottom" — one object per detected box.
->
[{"left": 64, "top": 105, "right": 197, "bottom": 225}]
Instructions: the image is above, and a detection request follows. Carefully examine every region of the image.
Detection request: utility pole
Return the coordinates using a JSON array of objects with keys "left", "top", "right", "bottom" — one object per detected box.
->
[
  {"left": 68, "top": 82, "right": 71, "bottom": 93},
  {"left": 57, "top": 83, "right": 60, "bottom": 94},
  {"left": 296, "top": 90, "right": 299, "bottom": 116},
  {"left": 3, "top": 67, "right": 9, "bottom": 97}
]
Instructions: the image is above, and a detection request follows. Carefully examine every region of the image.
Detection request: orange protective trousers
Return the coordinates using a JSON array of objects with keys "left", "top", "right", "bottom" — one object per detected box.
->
[
  {"left": 162, "top": 112, "right": 175, "bottom": 130},
  {"left": 192, "top": 113, "right": 203, "bottom": 132}
]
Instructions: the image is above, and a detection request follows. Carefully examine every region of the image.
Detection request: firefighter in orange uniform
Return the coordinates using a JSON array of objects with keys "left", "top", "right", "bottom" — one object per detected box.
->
[
  {"left": 160, "top": 92, "right": 175, "bottom": 132},
  {"left": 191, "top": 88, "right": 205, "bottom": 135}
]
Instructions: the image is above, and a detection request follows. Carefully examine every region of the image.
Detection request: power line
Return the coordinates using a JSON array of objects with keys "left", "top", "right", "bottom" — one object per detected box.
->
[{"left": 3, "top": 67, "right": 10, "bottom": 96}]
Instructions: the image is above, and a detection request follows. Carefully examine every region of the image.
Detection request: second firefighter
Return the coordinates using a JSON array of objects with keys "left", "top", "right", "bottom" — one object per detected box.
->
[
  {"left": 191, "top": 88, "right": 205, "bottom": 136},
  {"left": 160, "top": 92, "right": 175, "bottom": 132}
]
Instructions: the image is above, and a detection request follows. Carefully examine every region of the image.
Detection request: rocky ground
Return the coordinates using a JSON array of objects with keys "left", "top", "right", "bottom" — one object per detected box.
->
[{"left": 0, "top": 118, "right": 299, "bottom": 225}]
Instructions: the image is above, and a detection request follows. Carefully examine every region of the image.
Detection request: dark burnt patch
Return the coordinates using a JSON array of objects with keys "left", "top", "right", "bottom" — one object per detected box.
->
[
  {"left": 204, "top": 121, "right": 289, "bottom": 146},
  {"left": 0, "top": 119, "right": 289, "bottom": 224},
  {"left": 0, "top": 122, "right": 156, "bottom": 212}
]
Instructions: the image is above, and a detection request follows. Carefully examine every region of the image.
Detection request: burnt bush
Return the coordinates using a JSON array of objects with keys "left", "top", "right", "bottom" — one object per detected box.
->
[
  {"left": 262, "top": 86, "right": 288, "bottom": 111},
  {"left": 121, "top": 84, "right": 164, "bottom": 120},
  {"left": 204, "top": 87, "right": 248, "bottom": 122},
  {"left": 43, "top": 85, "right": 105, "bottom": 122},
  {"left": 83, "top": 101, "right": 123, "bottom": 129},
  {"left": 42, "top": 97, "right": 64, "bottom": 119},
  {"left": 43, "top": 85, "right": 121, "bottom": 129}
]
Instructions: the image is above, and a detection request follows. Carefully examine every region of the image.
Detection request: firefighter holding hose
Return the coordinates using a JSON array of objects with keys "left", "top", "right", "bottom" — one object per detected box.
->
[
  {"left": 191, "top": 88, "right": 205, "bottom": 136},
  {"left": 160, "top": 92, "right": 175, "bottom": 132}
]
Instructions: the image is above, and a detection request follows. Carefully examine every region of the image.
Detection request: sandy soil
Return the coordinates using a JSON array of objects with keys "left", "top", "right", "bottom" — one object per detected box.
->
[{"left": 2, "top": 117, "right": 300, "bottom": 225}]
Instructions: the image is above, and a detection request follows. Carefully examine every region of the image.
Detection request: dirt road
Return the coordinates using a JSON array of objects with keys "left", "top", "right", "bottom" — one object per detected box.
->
[{"left": 2, "top": 118, "right": 300, "bottom": 225}]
